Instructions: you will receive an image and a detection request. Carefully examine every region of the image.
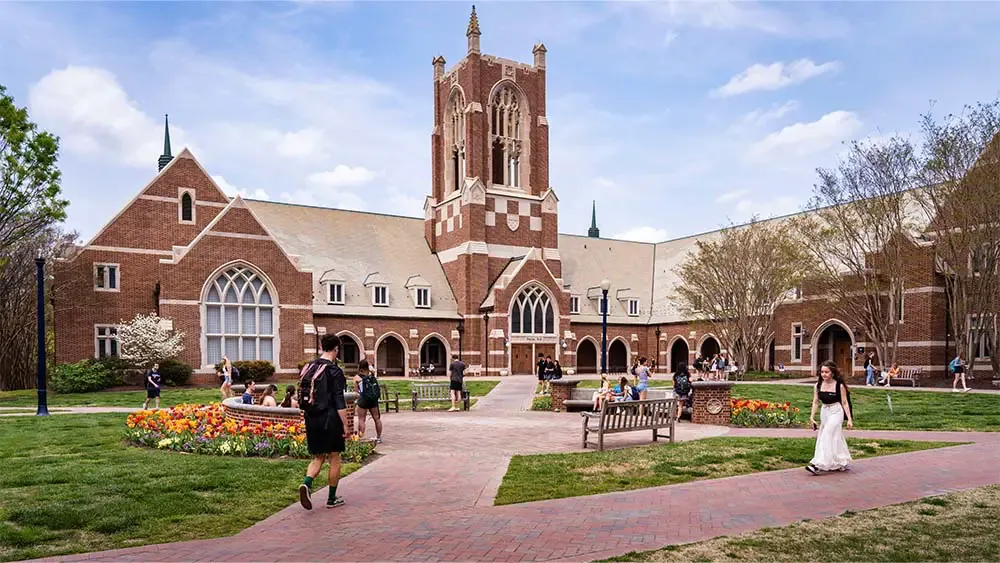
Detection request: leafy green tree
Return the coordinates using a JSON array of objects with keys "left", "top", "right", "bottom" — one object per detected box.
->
[{"left": 0, "top": 84, "right": 67, "bottom": 270}]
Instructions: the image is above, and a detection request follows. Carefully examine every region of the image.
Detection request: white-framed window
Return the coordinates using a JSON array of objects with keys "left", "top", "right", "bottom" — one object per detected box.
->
[
  {"left": 890, "top": 283, "right": 904, "bottom": 324},
  {"left": 178, "top": 188, "right": 196, "bottom": 224},
  {"left": 627, "top": 298, "right": 640, "bottom": 317},
  {"left": 372, "top": 285, "right": 388, "bottom": 307},
  {"left": 415, "top": 287, "right": 431, "bottom": 308},
  {"left": 94, "top": 263, "right": 119, "bottom": 292},
  {"left": 327, "top": 283, "right": 344, "bottom": 305},
  {"left": 791, "top": 323, "right": 803, "bottom": 362},
  {"left": 203, "top": 266, "right": 275, "bottom": 365},
  {"left": 969, "top": 315, "right": 996, "bottom": 360},
  {"left": 569, "top": 295, "right": 580, "bottom": 314},
  {"left": 95, "top": 325, "right": 118, "bottom": 358}
]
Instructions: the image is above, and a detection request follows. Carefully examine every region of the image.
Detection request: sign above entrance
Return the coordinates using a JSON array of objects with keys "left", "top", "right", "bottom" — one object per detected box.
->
[{"left": 511, "top": 335, "right": 558, "bottom": 344}]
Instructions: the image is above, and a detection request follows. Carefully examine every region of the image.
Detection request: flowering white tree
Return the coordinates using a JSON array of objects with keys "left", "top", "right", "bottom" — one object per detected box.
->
[{"left": 117, "top": 313, "right": 185, "bottom": 367}]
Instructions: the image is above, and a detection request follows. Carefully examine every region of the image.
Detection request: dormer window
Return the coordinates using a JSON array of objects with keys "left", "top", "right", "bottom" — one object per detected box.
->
[
  {"left": 327, "top": 282, "right": 344, "bottom": 305},
  {"left": 373, "top": 285, "right": 388, "bottom": 307},
  {"left": 628, "top": 298, "right": 640, "bottom": 317},
  {"left": 404, "top": 274, "right": 432, "bottom": 310},
  {"left": 569, "top": 295, "right": 580, "bottom": 314},
  {"left": 416, "top": 287, "right": 430, "bottom": 308}
]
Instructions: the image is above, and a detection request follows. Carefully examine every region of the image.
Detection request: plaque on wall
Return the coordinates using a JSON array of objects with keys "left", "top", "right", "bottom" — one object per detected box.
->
[{"left": 706, "top": 398, "right": 724, "bottom": 415}]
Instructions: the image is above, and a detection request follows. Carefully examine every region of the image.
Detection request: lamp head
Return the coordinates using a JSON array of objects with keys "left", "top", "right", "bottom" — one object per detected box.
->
[{"left": 600, "top": 279, "right": 611, "bottom": 292}]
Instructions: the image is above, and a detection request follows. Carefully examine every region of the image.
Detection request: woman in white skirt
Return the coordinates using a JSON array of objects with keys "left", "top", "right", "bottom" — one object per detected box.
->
[{"left": 806, "top": 360, "right": 854, "bottom": 474}]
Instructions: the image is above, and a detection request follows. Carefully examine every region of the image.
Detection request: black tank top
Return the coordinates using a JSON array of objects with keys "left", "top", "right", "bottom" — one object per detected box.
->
[{"left": 817, "top": 381, "right": 842, "bottom": 405}]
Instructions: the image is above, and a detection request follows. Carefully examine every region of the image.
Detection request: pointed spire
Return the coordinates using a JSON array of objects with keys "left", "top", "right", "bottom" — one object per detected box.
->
[
  {"left": 158, "top": 114, "right": 174, "bottom": 172},
  {"left": 466, "top": 5, "right": 481, "bottom": 55},
  {"left": 588, "top": 200, "right": 600, "bottom": 238}
]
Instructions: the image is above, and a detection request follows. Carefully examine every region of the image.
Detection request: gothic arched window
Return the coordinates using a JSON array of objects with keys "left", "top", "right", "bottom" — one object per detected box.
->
[
  {"left": 203, "top": 266, "right": 275, "bottom": 365},
  {"left": 181, "top": 192, "right": 193, "bottom": 222},
  {"left": 510, "top": 285, "right": 554, "bottom": 334},
  {"left": 444, "top": 91, "right": 466, "bottom": 195},
  {"left": 490, "top": 84, "right": 523, "bottom": 189}
]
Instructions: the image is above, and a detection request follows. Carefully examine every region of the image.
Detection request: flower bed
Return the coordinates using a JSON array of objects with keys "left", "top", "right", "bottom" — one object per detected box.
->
[
  {"left": 125, "top": 403, "right": 375, "bottom": 461},
  {"left": 730, "top": 397, "right": 802, "bottom": 427}
]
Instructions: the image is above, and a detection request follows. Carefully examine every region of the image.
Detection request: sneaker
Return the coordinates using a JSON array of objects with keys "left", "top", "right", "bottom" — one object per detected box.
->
[
  {"left": 375, "top": 438, "right": 382, "bottom": 444},
  {"left": 952, "top": 388, "right": 959, "bottom": 393},
  {"left": 839, "top": 465, "right": 850, "bottom": 472},
  {"left": 326, "top": 496, "right": 345, "bottom": 509},
  {"left": 298, "top": 484, "right": 313, "bottom": 510},
  {"left": 963, "top": 388, "right": 972, "bottom": 393},
  {"left": 805, "top": 464, "right": 819, "bottom": 475}
]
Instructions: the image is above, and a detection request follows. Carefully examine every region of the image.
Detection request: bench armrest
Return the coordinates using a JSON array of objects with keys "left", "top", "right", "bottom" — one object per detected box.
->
[{"left": 580, "top": 412, "right": 600, "bottom": 419}]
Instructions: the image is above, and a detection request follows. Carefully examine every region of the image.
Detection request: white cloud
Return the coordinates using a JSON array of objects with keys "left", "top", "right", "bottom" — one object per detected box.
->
[
  {"left": 211, "top": 175, "right": 270, "bottom": 201},
  {"left": 612, "top": 226, "right": 669, "bottom": 243},
  {"left": 278, "top": 188, "right": 366, "bottom": 211},
  {"left": 712, "top": 59, "right": 840, "bottom": 98},
  {"left": 385, "top": 187, "right": 424, "bottom": 218},
  {"left": 746, "top": 111, "right": 863, "bottom": 162},
  {"left": 715, "top": 189, "right": 749, "bottom": 203},
  {"left": 739, "top": 101, "right": 799, "bottom": 127},
  {"left": 306, "top": 165, "right": 379, "bottom": 188},
  {"left": 28, "top": 66, "right": 194, "bottom": 167},
  {"left": 275, "top": 128, "right": 324, "bottom": 159}
]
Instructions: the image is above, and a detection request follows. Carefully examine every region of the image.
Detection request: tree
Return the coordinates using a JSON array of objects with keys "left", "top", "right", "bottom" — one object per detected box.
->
[
  {"left": 0, "top": 85, "right": 67, "bottom": 270},
  {"left": 791, "top": 136, "right": 920, "bottom": 369},
  {"left": 915, "top": 100, "right": 1000, "bottom": 376},
  {"left": 674, "top": 218, "right": 813, "bottom": 371},
  {"left": 116, "top": 313, "right": 185, "bottom": 367}
]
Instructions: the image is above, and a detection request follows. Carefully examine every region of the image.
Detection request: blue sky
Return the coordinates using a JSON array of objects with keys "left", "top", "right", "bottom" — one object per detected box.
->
[{"left": 2, "top": 1, "right": 999, "bottom": 244}]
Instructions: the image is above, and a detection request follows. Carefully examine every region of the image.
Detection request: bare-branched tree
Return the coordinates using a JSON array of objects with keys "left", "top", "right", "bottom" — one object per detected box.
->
[
  {"left": 915, "top": 100, "right": 1000, "bottom": 377},
  {"left": 791, "top": 136, "right": 920, "bottom": 369},
  {"left": 674, "top": 218, "right": 813, "bottom": 372}
]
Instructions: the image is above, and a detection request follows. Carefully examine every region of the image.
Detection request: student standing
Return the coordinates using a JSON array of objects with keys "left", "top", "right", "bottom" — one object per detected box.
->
[
  {"left": 864, "top": 352, "right": 876, "bottom": 386},
  {"left": 634, "top": 357, "right": 651, "bottom": 401},
  {"left": 448, "top": 355, "right": 466, "bottom": 412},
  {"left": 142, "top": 363, "right": 161, "bottom": 410},
  {"left": 298, "top": 334, "right": 349, "bottom": 510},
  {"left": 354, "top": 360, "right": 383, "bottom": 441},
  {"left": 536, "top": 353, "right": 547, "bottom": 394},
  {"left": 806, "top": 360, "right": 854, "bottom": 474}
]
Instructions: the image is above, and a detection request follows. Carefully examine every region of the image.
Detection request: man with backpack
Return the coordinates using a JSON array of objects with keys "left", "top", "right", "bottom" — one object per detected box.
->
[
  {"left": 297, "top": 334, "right": 349, "bottom": 510},
  {"left": 353, "top": 359, "right": 383, "bottom": 442},
  {"left": 448, "top": 355, "right": 466, "bottom": 412}
]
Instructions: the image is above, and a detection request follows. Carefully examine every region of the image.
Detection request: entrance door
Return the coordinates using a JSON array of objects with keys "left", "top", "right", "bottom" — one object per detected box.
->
[
  {"left": 834, "top": 340, "right": 852, "bottom": 376},
  {"left": 511, "top": 344, "right": 534, "bottom": 375}
]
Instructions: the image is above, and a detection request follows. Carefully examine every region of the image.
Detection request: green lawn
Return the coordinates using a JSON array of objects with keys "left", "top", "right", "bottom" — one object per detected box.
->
[
  {"left": 494, "top": 437, "right": 953, "bottom": 506},
  {"left": 0, "top": 413, "right": 360, "bottom": 562},
  {"left": 0, "top": 380, "right": 499, "bottom": 409},
  {"left": 570, "top": 381, "right": 1000, "bottom": 431},
  {"left": 606, "top": 485, "right": 1000, "bottom": 562}
]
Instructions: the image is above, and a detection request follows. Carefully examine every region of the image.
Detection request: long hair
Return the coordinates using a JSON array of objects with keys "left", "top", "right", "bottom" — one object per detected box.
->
[
  {"left": 816, "top": 360, "right": 846, "bottom": 386},
  {"left": 281, "top": 385, "right": 296, "bottom": 408},
  {"left": 674, "top": 362, "right": 690, "bottom": 379},
  {"left": 358, "top": 359, "right": 371, "bottom": 376}
]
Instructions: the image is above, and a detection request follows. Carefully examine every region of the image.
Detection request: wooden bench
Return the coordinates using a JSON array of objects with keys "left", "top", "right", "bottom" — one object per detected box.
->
[
  {"left": 888, "top": 367, "right": 921, "bottom": 387},
  {"left": 380, "top": 385, "right": 400, "bottom": 413},
  {"left": 411, "top": 383, "right": 469, "bottom": 411},
  {"left": 581, "top": 398, "right": 677, "bottom": 451},
  {"left": 564, "top": 387, "right": 675, "bottom": 411}
]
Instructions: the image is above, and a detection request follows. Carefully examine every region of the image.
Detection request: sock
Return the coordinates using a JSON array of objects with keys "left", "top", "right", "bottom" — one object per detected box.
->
[
  {"left": 328, "top": 485, "right": 338, "bottom": 503},
  {"left": 303, "top": 476, "right": 313, "bottom": 489}
]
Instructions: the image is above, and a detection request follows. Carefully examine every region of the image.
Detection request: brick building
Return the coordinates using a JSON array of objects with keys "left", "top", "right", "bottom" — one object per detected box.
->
[{"left": 55, "top": 9, "right": 967, "bottom": 383}]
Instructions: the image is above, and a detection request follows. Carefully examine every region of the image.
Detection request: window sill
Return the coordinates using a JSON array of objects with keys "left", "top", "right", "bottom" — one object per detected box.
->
[{"left": 94, "top": 288, "right": 121, "bottom": 293}]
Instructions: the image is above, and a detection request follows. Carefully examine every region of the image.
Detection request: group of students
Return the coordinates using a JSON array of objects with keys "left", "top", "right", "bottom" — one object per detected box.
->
[
  {"left": 590, "top": 358, "right": 693, "bottom": 421},
  {"left": 692, "top": 353, "right": 733, "bottom": 380},
  {"left": 535, "top": 354, "right": 564, "bottom": 394}
]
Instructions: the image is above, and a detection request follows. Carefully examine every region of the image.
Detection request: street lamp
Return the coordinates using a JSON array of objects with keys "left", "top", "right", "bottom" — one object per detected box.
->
[
  {"left": 600, "top": 278, "right": 611, "bottom": 375},
  {"left": 655, "top": 328, "right": 661, "bottom": 372},
  {"left": 35, "top": 252, "right": 49, "bottom": 416},
  {"left": 456, "top": 319, "right": 464, "bottom": 361},
  {"left": 482, "top": 311, "right": 490, "bottom": 376}
]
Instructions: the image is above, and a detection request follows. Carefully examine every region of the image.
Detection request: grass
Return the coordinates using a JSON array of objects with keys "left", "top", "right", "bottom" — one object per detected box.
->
[
  {"left": 571, "top": 381, "right": 1000, "bottom": 431},
  {"left": 0, "top": 414, "right": 364, "bottom": 562},
  {"left": 0, "top": 380, "right": 499, "bottom": 409},
  {"left": 531, "top": 395, "right": 552, "bottom": 411},
  {"left": 493, "top": 436, "right": 953, "bottom": 505},
  {"left": 605, "top": 485, "right": 1000, "bottom": 562}
]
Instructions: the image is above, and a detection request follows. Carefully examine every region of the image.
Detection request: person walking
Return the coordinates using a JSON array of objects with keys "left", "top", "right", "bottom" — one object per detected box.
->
[
  {"left": 634, "top": 357, "right": 651, "bottom": 401},
  {"left": 142, "top": 363, "right": 161, "bottom": 410},
  {"left": 806, "top": 360, "right": 854, "bottom": 474},
  {"left": 354, "top": 359, "right": 383, "bottom": 442},
  {"left": 297, "top": 334, "right": 349, "bottom": 510},
  {"left": 950, "top": 353, "right": 971, "bottom": 392},
  {"left": 864, "top": 351, "right": 877, "bottom": 386},
  {"left": 220, "top": 355, "right": 233, "bottom": 400},
  {"left": 448, "top": 355, "right": 466, "bottom": 412},
  {"left": 672, "top": 362, "right": 692, "bottom": 422}
]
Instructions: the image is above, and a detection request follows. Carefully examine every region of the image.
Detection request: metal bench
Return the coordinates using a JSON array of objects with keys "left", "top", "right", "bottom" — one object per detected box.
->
[
  {"left": 581, "top": 397, "right": 677, "bottom": 451},
  {"left": 411, "top": 383, "right": 469, "bottom": 411},
  {"left": 380, "top": 385, "right": 400, "bottom": 413},
  {"left": 888, "top": 367, "right": 921, "bottom": 387}
]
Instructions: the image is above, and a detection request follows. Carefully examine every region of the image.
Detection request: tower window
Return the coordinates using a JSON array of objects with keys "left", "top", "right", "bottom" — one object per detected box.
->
[
  {"left": 490, "top": 84, "right": 524, "bottom": 189},
  {"left": 445, "top": 92, "right": 466, "bottom": 195},
  {"left": 179, "top": 190, "right": 195, "bottom": 224}
]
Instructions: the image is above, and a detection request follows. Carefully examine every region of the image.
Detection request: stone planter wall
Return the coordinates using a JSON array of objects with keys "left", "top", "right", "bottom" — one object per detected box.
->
[
  {"left": 690, "top": 381, "right": 733, "bottom": 425},
  {"left": 222, "top": 392, "right": 358, "bottom": 435},
  {"left": 550, "top": 379, "right": 580, "bottom": 411}
]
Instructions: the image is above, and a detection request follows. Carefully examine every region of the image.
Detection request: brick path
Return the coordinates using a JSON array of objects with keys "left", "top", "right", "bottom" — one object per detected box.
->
[{"left": 42, "top": 376, "right": 1000, "bottom": 562}]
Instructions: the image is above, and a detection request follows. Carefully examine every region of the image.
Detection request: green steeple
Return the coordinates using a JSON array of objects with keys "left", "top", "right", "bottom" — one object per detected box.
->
[
  {"left": 158, "top": 114, "right": 173, "bottom": 172},
  {"left": 588, "top": 200, "right": 600, "bottom": 238}
]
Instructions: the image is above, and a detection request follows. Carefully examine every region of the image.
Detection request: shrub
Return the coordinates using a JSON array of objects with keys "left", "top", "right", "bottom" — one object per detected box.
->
[
  {"left": 157, "top": 358, "right": 193, "bottom": 386},
  {"left": 531, "top": 396, "right": 553, "bottom": 411},
  {"left": 51, "top": 360, "right": 116, "bottom": 393},
  {"left": 93, "top": 356, "right": 136, "bottom": 387},
  {"left": 214, "top": 360, "right": 275, "bottom": 382}
]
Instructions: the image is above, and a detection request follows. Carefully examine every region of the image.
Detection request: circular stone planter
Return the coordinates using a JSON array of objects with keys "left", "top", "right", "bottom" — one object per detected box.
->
[{"left": 222, "top": 392, "right": 359, "bottom": 434}]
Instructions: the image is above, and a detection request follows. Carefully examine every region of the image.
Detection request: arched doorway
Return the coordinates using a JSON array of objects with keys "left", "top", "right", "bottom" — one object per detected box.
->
[
  {"left": 576, "top": 339, "right": 598, "bottom": 374},
  {"left": 337, "top": 333, "right": 362, "bottom": 373},
  {"left": 700, "top": 335, "right": 720, "bottom": 359},
  {"left": 669, "top": 337, "right": 689, "bottom": 372},
  {"left": 419, "top": 335, "right": 448, "bottom": 375},
  {"left": 608, "top": 339, "right": 628, "bottom": 373},
  {"left": 376, "top": 334, "right": 406, "bottom": 377},
  {"left": 767, "top": 338, "right": 776, "bottom": 372},
  {"left": 815, "top": 322, "right": 854, "bottom": 377}
]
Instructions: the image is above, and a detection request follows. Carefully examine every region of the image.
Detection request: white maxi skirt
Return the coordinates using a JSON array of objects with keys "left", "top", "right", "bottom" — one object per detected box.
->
[{"left": 810, "top": 403, "right": 852, "bottom": 471}]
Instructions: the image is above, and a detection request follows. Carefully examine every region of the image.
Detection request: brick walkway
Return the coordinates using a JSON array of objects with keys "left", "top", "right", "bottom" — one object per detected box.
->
[{"left": 43, "top": 376, "right": 1000, "bottom": 562}]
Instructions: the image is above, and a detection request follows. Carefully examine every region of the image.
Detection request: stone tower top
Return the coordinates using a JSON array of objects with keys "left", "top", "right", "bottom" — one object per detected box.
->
[{"left": 466, "top": 5, "right": 481, "bottom": 55}]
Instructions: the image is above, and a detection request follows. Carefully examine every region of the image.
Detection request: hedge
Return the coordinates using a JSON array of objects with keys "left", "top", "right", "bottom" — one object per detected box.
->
[{"left": 215, "top": 360, "right": 275, "bottom": 382}]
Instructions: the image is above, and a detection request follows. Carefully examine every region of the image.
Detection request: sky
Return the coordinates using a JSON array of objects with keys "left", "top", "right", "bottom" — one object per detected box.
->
[{"left": 2, "top": 1, "right": 1000, "bottom": 245}]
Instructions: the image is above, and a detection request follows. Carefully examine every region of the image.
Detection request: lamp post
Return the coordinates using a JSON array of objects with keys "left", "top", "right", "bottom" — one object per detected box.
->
[
  {"left": 35, "top": 253, "right": 49, "bottom": 417},
  {"left": 600, "top": 278, "right": 610, "bottom": 375},
  {"left": 655, "top": 328, "right": 661, "bottom": 373},
  {"left": 482, "top": 312, "right": 490, "bottom": 376},
  {"left": 457, "top": 319, "right": 464, "bottom": 361}
]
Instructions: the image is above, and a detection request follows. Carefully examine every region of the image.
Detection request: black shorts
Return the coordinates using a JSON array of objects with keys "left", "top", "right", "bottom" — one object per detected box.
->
[
  {"left": 449, "top": 380, "right": 464, "bottom": 392},
  {"left": 304, "top": 412, "right": 346, "bottom": 455},
  {"left": 146, "top": 388, "right": 160, "bottom": 398},
  {"left": 954, "top": 366, "right": 965, "bottom": 374},
  {"left": 537, "top": 373, "right": 545, "bottom": 381},
  {"left": 356, "top": 397, "right": 378, "bottom": 410}
]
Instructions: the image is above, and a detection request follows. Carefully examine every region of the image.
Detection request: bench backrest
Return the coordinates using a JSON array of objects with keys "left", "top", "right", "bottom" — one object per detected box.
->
[
  {"left": 413, "top": 383, "right": 451, "bottom": 398},
  {"left": 599, "top": 398, "right": 675, "bottom": 430},
  {"left": 571, "top": 387, "right": 675, "bottom": 401}
]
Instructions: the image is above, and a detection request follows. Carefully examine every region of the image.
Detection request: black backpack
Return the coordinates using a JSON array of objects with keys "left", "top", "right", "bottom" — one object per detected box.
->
[
  {"left": 297, "top": 360, "right": 331, "bottom": 413},
  {"left": 359, "top": 374, "right": 380, "bottom": 403},
  {"left": 231, "top": 365, "right": 240, "bottom": 382}
]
